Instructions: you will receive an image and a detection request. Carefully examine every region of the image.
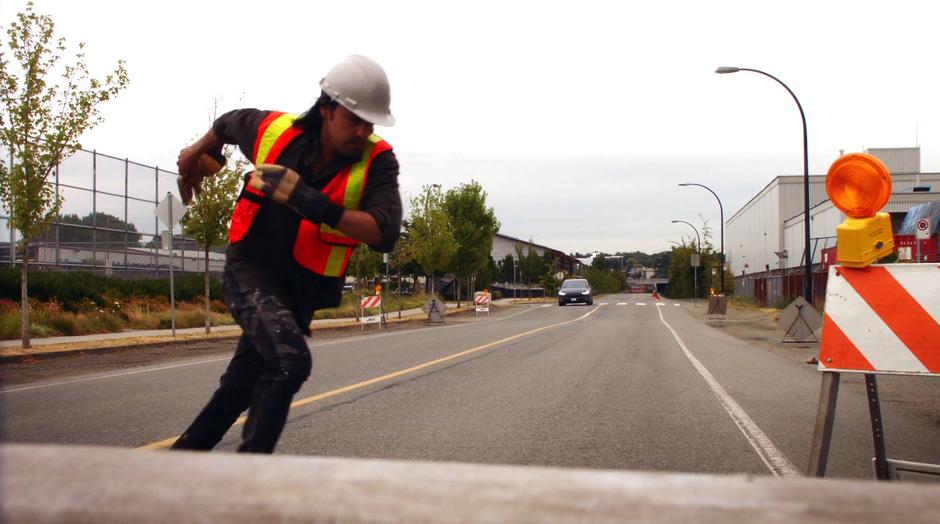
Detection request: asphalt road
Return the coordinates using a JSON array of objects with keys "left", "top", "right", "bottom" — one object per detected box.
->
[{"left": 2, "top": 294, "right": 938, "bottom": 479}]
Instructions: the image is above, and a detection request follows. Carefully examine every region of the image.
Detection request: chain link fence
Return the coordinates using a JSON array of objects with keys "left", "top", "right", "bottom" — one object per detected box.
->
[{"left": 1, "top": 148, "right": 225, "bottom": 276}]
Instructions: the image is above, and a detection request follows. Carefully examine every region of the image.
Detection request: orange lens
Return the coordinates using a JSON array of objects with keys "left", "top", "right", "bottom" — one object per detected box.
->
[{"left": 826, "top": 153, "right": 892, "bottom": 218}]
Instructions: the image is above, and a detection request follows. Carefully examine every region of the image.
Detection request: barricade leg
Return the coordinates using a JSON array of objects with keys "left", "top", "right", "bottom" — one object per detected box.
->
[
  {"left": 865, "top": 374, "right": 889, "bottom": 480},
  {"left": 807, "top": 371, "right": 840, "bottom": 477}
]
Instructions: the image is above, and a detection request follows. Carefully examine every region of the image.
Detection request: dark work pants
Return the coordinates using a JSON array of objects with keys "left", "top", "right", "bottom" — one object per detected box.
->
[{"left": 171, "top": 271, "right": 312, "bottom": 453}]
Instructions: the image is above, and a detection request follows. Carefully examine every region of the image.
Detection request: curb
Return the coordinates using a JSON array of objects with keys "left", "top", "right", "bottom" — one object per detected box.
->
[{"left": 0, "top": 304, "right": 495, "bottom": 362}]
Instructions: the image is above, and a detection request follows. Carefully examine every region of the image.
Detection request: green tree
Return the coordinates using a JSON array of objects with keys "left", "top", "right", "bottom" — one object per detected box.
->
[
  {"left": 37, "top": 211, "right": 142, "bottom": 247},
  {"left": 388, "top": 227, "right": 413, "bottom": 294},
  {"left": 443, "top": 180, "right": 500, "bottom": 307},
  {"left": 498, "top": 253, "right": 515, "bottom": 283},
  {"left": 348, "top": 245, "right": 383, "bottom": 292},
  {"left": 181, "top": 146, "right": 245, "bottom": 333},
  {"left": 475, "top": 256, "right": 499, "bottom": 292},
  {"left": 514, "top": 242, "right": 547, "bottom": 299},
  {"left": 408, "top": 184, "right": 456, "bottom": 295},
  {"left": 0, "top": 3, "right": 128, "bottom": 348},
  {"left": 667, "top": 242, "right": 697, "bottom": 299}
]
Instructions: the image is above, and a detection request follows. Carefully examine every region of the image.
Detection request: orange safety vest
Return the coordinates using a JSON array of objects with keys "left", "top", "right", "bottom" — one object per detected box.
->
[{"left": 227, "top": 111, "right": 391, "bottom": 278}]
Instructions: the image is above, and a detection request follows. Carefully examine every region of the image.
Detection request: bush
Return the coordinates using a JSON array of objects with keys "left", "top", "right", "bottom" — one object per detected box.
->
[
  {"left": 582, "top": 268, "right": 625, "bottom": 294},
  {"left": 0, "top": 267, "right": 223, "bottom": 311}
]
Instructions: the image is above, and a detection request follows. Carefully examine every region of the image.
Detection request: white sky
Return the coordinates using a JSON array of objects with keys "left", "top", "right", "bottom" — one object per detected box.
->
[{"left": 2, "top": 0, "right": 938, "bottom": 254}]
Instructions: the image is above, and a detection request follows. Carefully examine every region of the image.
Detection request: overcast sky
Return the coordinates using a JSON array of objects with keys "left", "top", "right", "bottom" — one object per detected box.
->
[{"left": 2, "top": 0, "right": 937, "bottom": 254}]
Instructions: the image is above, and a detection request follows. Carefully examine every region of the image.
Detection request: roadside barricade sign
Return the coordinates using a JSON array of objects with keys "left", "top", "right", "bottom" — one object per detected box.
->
[
  {"left": 819, "top": 264, "right": 939, "bottom": 375},
  {"left": 474, "top": 291, "right": 491, "bottom": 316},
  {"left": 809, "top": 263, "right": 939, "bottom": 481},
  {"left": 359, "top": 295, "right": 385, "bottom": 329}
]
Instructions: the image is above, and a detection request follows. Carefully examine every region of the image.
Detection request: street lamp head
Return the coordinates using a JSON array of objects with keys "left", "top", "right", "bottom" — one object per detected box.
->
[
  {"left": 678, "top": 183, "right": 690, "bottom": 187},
  {"left": 670, "top": 220, "right": 679, "bottom": 224},
  {"left": 715, "top": 66, "right": 740, "bottom": 74}
]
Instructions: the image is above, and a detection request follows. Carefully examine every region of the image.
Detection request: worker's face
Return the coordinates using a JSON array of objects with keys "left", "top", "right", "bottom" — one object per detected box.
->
[{"left": 320, "top": 104, "right": 374, "bottom": 159}]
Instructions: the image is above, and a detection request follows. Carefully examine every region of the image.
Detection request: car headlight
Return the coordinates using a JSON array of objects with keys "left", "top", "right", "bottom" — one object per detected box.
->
[
  {"left": 581, "top": 290, "right": 591, "bottom": 295},
  {"left": 558, "top": 291, "right": 566, "bottom": 296}
]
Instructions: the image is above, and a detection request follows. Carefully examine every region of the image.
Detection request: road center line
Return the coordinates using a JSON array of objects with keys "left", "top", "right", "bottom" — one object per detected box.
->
[
  {"left": 655, "top": 305, "right": 800, "bottom": 478},
  {"left": 139, "top": 305, "right": 603, "bottom": 450}
]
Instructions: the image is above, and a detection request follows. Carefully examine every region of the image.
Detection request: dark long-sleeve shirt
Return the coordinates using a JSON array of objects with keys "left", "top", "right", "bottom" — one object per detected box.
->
[{"left": 211, "top": 108, "right": 402, "bottom": 326}]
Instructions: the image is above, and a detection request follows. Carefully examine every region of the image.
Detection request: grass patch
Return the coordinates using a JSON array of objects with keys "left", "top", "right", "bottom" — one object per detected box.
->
[
  {"left": 0, "top": 298, "right": 234, "bottom": 340},
  {"left": 315, "top": 293, "right": 428, "bottom": 320}
]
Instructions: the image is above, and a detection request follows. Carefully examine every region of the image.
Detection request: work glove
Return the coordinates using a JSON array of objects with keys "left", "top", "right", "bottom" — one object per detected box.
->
[
  {"left": 178, "top": 150, "right": 225, "bottom": 205},
  {"left": 178, "top": 172, "right": 203, "bottom": 205},
  {"left": 249, "top": 164, "right": 345, "bottom": 227}
]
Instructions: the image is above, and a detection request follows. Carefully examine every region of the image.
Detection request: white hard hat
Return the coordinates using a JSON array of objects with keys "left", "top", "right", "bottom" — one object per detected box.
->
[{"left": 320, "top": 55, "right": 395, "bottom": 127}]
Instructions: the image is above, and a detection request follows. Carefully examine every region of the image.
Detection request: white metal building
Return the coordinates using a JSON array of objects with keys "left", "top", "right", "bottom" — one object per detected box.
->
[{"left": 725, "top": 147, "right": 939, "bottom": 277}]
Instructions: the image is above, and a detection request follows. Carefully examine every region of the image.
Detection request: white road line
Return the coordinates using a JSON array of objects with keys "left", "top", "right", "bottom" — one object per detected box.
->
[
  {"left": 617, "top": 302, "right": 628, "bottom": 306},
  {"left": 0, "top": 306, "right": 543, "bottom": 395},
  {"left": 635, "top": 303, "right": 647, "bottom": 306},
  {"left": 655, "top": 303, "right": 665, "bottom": 307},
  {"left": 674, "top": 304, "right": 681, "bottom": 307},
  {"left": 599, "top": 303, "right": 609, "bottom": 306},
  {"left": 541, "top": 304, "right": 552, "bottom": 308},
  {"left": 655, "top": 304, "right": 800, "bottom": 478}
]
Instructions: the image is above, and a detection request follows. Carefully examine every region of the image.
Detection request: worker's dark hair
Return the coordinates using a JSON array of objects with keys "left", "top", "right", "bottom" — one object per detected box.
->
[{"left": 292, "top": 92, "right": 338, "bottom": 131}]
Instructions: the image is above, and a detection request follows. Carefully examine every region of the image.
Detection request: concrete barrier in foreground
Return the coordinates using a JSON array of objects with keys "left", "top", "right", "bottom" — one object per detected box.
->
[{"left": 2, "top": 444, "right": 939, "bottom": 523}]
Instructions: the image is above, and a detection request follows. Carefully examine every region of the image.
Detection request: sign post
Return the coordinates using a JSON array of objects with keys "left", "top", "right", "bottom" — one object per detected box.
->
[
  {"left": 154, "top": 192, "right": 186, "bottom": 337},
  {"left": 915, "top": 218, "right": 930, "bottom": 262}
]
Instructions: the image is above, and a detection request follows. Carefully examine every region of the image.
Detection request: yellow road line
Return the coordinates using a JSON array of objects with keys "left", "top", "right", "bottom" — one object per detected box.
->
[{"left": 139, "top": 306, "right": 600, "bottom": 450}]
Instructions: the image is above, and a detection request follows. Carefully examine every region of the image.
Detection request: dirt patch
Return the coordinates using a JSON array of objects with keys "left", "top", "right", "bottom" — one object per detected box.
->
[{"left": 680, "top": 299, "right": 819, "bottom": 366}]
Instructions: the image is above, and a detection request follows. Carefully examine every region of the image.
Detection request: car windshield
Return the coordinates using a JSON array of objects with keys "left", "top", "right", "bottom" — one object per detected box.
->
[{"left": 561, "top": 280, "right": 588, "bottom": 289}]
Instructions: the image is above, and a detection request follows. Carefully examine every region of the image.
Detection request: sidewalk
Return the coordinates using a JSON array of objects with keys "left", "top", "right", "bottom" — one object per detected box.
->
[{"left": 0, "top": 299, "right": 516, "bottom": 359}]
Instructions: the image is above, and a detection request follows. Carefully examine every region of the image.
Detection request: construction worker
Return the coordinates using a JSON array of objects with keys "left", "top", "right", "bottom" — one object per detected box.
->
[{"left": 171, "top": 55, "right": 401, "bottom": 453}]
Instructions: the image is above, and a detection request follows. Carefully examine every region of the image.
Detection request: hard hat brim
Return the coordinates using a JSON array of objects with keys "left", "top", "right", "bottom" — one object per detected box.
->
[{"left": 352, "top": 107, "right": 395, "bottom": 127}]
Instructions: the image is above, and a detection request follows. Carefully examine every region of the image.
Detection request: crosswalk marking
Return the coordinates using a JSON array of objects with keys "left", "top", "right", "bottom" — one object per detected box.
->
[
  {"left": 635, "top": 303, "right": 647, "bottom": 306},
  {"left": 617, "top": 302, "right": 627, "bottom": 306},
  {"left": 599, "top": 302, "right": 609, "bottom": 306}
]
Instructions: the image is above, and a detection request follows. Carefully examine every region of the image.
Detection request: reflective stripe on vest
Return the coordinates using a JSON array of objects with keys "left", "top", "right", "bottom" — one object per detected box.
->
[
  {"left": 227, "top": 110, "right": 392, "bottom": 278},
  {"left": 228, "top": 112, "right": 301, "bottom": 243},
  {"left": 294, "top": 134, "right": 391, "bottom": 277}
]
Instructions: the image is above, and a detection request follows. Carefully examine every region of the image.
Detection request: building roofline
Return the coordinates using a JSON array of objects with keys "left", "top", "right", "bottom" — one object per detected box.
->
[{"left": 728, "top": 172, "right": 940, "bottom": 225}]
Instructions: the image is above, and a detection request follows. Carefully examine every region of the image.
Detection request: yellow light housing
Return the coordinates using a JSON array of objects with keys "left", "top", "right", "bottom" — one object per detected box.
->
[{"left": 826, "top": 153, "right": 895, "bottom": 268}]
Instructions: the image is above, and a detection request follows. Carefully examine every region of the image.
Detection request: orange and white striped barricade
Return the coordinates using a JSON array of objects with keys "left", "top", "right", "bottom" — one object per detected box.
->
[
  {"left": 808, "top": 263, "right": 940, "bottom": 480},
  {"left": 359, "top": 295, "right": 383, "bottom": 330},
  {"left": 474, "top": 292, "right": 491, "bottom": 316}
]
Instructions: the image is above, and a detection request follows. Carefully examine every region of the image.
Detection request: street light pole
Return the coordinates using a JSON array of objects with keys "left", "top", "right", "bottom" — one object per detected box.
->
[
  {"left": 678, "top": 183, "right": 724, "bottom": 294},
  {"left": 716, "top": 66, "right": 812, "bottom": 303},
  {"left": 672, "top": 220, "right": 701, "bottom": 301}
]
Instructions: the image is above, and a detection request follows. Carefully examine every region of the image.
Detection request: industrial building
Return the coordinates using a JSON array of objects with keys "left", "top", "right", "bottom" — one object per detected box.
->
[
  {"left": 726, "top": 147, "right": 940, "bottom": 305},
  {"left": 491, "top": 233, "right": 580, "bottom": 275}
]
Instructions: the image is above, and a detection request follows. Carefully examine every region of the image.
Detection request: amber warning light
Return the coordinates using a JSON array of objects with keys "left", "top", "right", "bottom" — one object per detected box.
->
[{"left": 826, "top": 153, "right": 894, "bottom": 268}]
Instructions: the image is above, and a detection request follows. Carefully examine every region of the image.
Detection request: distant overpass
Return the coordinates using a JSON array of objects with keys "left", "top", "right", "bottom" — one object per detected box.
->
[{"left": 627, "top": 278, "right": 669, "bottom": 293}]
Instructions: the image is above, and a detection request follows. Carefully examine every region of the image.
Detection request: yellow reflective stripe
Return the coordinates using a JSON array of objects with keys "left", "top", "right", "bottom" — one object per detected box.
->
[
  {"left": 323, "top": 246, "right": 349, "bottom": 277},
  {"left": 343, "top": 135, "right": 378, "bottom": 209},
  {"left": 318, "top": 134, "right": 382, "bottom": 239},
  {"left": 254, "top": 113, "right": 299, "bottom": 164}
]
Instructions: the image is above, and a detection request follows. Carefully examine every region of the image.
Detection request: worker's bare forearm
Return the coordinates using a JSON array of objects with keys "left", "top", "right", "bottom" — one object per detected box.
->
[
  {"left": 335, "top": 210, "right": 382, "bottom": 246},
  {"left": 190, "top": 128, "right": 224, "bottom": 155}
]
